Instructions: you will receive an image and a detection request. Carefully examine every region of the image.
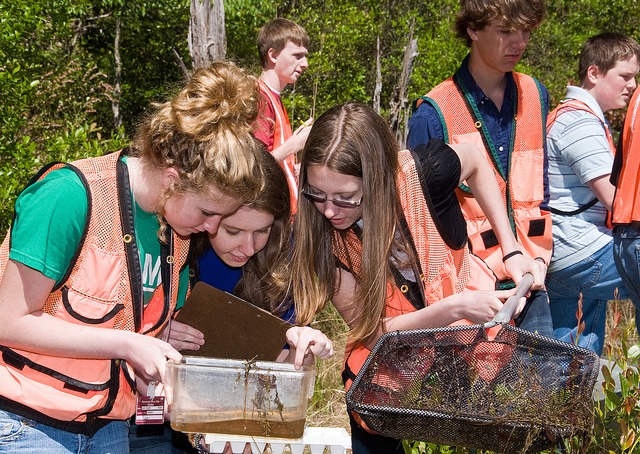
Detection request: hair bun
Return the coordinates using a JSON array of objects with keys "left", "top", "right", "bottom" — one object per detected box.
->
[{"left": 170, "top": 61, "right": 261, "bottom": 141}]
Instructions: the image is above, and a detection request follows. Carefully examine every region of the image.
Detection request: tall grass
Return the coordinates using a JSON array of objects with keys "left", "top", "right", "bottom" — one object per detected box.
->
[{"left": 307, "top": 303, "right": 350, "bottom": 430}]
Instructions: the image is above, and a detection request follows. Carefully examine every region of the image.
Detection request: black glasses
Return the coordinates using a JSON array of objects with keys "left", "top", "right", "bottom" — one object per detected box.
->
[{"left": 301, "top": 189, "right": 363, "bottom": 209}]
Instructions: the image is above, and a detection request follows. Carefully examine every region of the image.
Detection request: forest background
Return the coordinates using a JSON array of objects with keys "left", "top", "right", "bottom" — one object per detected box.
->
[
  {"left": 2, "top": 1, "right": 640, "bottom": 450},
  {"left": 3, "top": 0, "right": 640, "bottom": 232}
]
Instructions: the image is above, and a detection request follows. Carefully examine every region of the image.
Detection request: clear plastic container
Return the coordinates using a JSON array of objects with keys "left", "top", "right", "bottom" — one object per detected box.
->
[{"left": 166, "top": 356, "right": 316, "bottom": 439}]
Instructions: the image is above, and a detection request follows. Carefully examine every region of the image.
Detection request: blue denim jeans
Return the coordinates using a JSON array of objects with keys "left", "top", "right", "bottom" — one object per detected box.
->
[
  {"left": 0, "top": 409, "right": 129, "bottom": 454},
  {"left": 546, "top": 241, "right": 627, "bottom": 355},
  {"left": 128, "top": 420, "right": 195, "bottom": 454},
  {"left": 613, "top": 223, "right": 640, "bottom": 334},
  {"left": 515, "top": 289, "right": 554, "bottom": 337}
]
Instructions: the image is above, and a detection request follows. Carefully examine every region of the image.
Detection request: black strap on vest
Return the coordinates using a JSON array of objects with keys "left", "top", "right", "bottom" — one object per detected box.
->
[
  {"left": 117, "top": 151, "right": 174, "bottom": 334},
  {"left": 547, "top": 198, "right": 599, "bottom": 216},
  {"left": 611, "top": 132, "right": 624, "bottom": 186},
  {"left": 117, "top": 153, "right": 145, "bottom": 332},
  {"left": 393, "top": 214, "right": 426, "bottom": 311},
  {"left": 0, "top": 394, "right": 111, "bottom": 436},
  {"left": 342, "top": 361, "right": 357, "bottom": 386},
  {"left": 150, "top": 237, "right": 174, "bottom": 334}
]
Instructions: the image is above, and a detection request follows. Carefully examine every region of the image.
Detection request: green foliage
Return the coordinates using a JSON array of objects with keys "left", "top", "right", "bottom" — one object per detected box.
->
[
  {"left": 403, "top": 440, "right": 457, "bottom": 454},
  {"left": 0, "top": 0, "right": 187, "bottom": 232},
  {"left": 592, "top": 300, "right": 640, "bottom": 453},
  {"left": 531, "top": 0, "right": 640, "bottom": 127},
  {"left": 225, "top": 0, "right": 277, "bottom": 69},
  {"left": 79, "top": 0, "right": 191, "bottom": 131},
  {"left": 0, "top": 0, "right": 122, "bottom": 232},
  {"left": 0, "top": 124, "right": 128, "bottom": 235},
  {"left": 277, "top": 0, "right": 379, "bottom": 121},
  {"left": 405, "top": 0, "right": 467, "bottom": 101},
  {"left": 2, "top": 2, "right": 640, "bottom": 452}
]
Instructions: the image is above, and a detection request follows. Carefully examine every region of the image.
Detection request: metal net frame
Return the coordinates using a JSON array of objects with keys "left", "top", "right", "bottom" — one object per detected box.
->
[{"left": 346, "top": 324, "right": 600, "bottom": 453}]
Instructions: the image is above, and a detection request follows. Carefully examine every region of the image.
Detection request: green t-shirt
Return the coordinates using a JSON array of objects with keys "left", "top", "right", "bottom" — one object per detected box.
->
[
  {"left": 133, "top": 198, "right": 190, "bottom": 305},
  {"left": 8, "top": 160, "right": 189, "bottom": 307},
  {"left": 9, "top": 167, "right": 87, "bottom": 284}
]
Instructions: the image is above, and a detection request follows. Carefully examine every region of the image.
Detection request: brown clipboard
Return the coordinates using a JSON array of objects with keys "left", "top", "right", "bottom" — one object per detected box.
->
[{"left": 174, "top": 281, "right": 293, "bottom": 361}]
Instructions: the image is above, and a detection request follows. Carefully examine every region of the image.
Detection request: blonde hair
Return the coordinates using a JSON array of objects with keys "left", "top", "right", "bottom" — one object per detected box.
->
[
  {"left": 291, "top": 103, "right": 408, "bottom": 344},
  {"left": 132, "top": 61, "right": 266, "bottom": 239}
]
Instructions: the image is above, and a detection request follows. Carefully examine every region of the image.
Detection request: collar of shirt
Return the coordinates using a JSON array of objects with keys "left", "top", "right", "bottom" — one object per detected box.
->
[
  {"left": 456, "top": 54, "right": 516, "bottom": 173},
  {"left": 564, "top": 85, "right": 608, "bottom": 125},
  {"left": 457, "top": 54, "right": 516, "bottom": 123}
]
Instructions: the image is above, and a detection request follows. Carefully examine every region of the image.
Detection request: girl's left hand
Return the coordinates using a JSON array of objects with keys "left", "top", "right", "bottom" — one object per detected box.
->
[{"left": 164, "top": 320, "right": 205, "bottom": 352}]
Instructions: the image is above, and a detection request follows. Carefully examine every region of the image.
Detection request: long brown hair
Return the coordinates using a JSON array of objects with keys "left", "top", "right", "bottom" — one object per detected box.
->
[
  {"left": 191, "top": 150, "right": 292, "bottom": 315},
  {"left": 234, "top": 151, "right": 292, "bottom": 316},
  {"left": 291, "top": 102, "right": 407, "bottom": 343}
]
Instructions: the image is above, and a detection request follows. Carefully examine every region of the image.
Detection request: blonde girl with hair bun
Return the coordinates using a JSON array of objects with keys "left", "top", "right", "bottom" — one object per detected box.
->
[{"left": 0, "top": 60, "right": 265, "bottom": 453}]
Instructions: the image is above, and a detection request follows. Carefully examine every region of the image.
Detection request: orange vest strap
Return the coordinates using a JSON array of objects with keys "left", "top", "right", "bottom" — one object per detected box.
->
[
  {"left": 258, "top": 80, "right": 298, "bottom": 214},
  {"left": 612, "top": 89, "right": 640, "bottom": 224}
]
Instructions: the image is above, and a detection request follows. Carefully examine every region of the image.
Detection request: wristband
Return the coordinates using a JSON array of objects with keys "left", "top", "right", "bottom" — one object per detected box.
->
[{"left": 502, "top": 250, "right": 523, "bottom": 263}]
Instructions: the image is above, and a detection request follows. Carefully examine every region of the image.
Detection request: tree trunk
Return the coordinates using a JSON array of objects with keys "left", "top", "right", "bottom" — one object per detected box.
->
[
  {"left": 112, "top": 17, "right": 122, "bottom": 131},
  {"left": 373, "top": 36, "right": 382, "bottom": 114},
  {"left": 388, "top": 19, "right": 418, "bottom": 148},
  {"left": 189, "top": 0, "right": 226, "bottom": 69}
]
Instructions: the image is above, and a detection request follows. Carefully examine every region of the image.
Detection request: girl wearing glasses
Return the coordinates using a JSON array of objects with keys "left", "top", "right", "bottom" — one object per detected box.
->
[{"left": 290, "top": 102, "right": 547, "bottom": 454}]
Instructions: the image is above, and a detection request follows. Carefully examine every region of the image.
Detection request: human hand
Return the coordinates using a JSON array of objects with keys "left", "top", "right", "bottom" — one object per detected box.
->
[
  {"left": 164, "top": 319, "right": 204, "bottom": 352},
  {"left": 454, "top": 289, "right": 524, "bottom": 324},
  {"left": 294, "top": 117, "right": 314, "bottom": 134},
  {"left": 486, "top": 273, "right": 535, "bottom": 327},
  {"left": 124, "top": 332, "right": 182, "bottom": 383},
  {"left": 288, "top": 124, "right": 311, "bottom": 154},
  {"left": 503, "top": 252, "right": 546, "bottom": 291},
  {"left": 285, "top": 326, "right": 334, "bottom": 370}
]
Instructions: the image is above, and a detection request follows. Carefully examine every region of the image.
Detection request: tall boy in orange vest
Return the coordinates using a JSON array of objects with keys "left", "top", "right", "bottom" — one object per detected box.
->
[
  {"left": 545, "top": 33, "right": 640, "bottom": 354},
  {"left": 407, "top": 0, "right": 552, "bottom": 335},
  {"left": 255, "top": 18, "right": 313, "bottom": 214}
]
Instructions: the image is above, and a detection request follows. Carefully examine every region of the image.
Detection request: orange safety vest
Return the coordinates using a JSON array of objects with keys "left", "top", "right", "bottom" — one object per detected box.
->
[
  {"left": 612, "top": 88, "right": 640, "bottom": 224},
  {"left": 417, "top": 73, "right": 552, "bottom": 289},
  {"left": 0, "top": 151, "right": 190, "bottom": 435},
  {"left": 335, "top": 150, "right": 469, "bottom": 431},
  {"left": 546, "top": 98, "right": 615, "bottom": 227},
  {"left": 258, "top": 80, "right": 298, "bottom": 215}
]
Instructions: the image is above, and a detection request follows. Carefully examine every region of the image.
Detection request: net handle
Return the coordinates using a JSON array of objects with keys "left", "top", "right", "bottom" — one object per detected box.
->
[{"left": 484, "top": 272, "right": 534, "bottom": 328}]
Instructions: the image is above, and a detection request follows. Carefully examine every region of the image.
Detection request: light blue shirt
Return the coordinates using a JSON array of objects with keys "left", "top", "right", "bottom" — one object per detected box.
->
[{"left": 546, "top": 86, "right": 614, "bottom": 272}]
